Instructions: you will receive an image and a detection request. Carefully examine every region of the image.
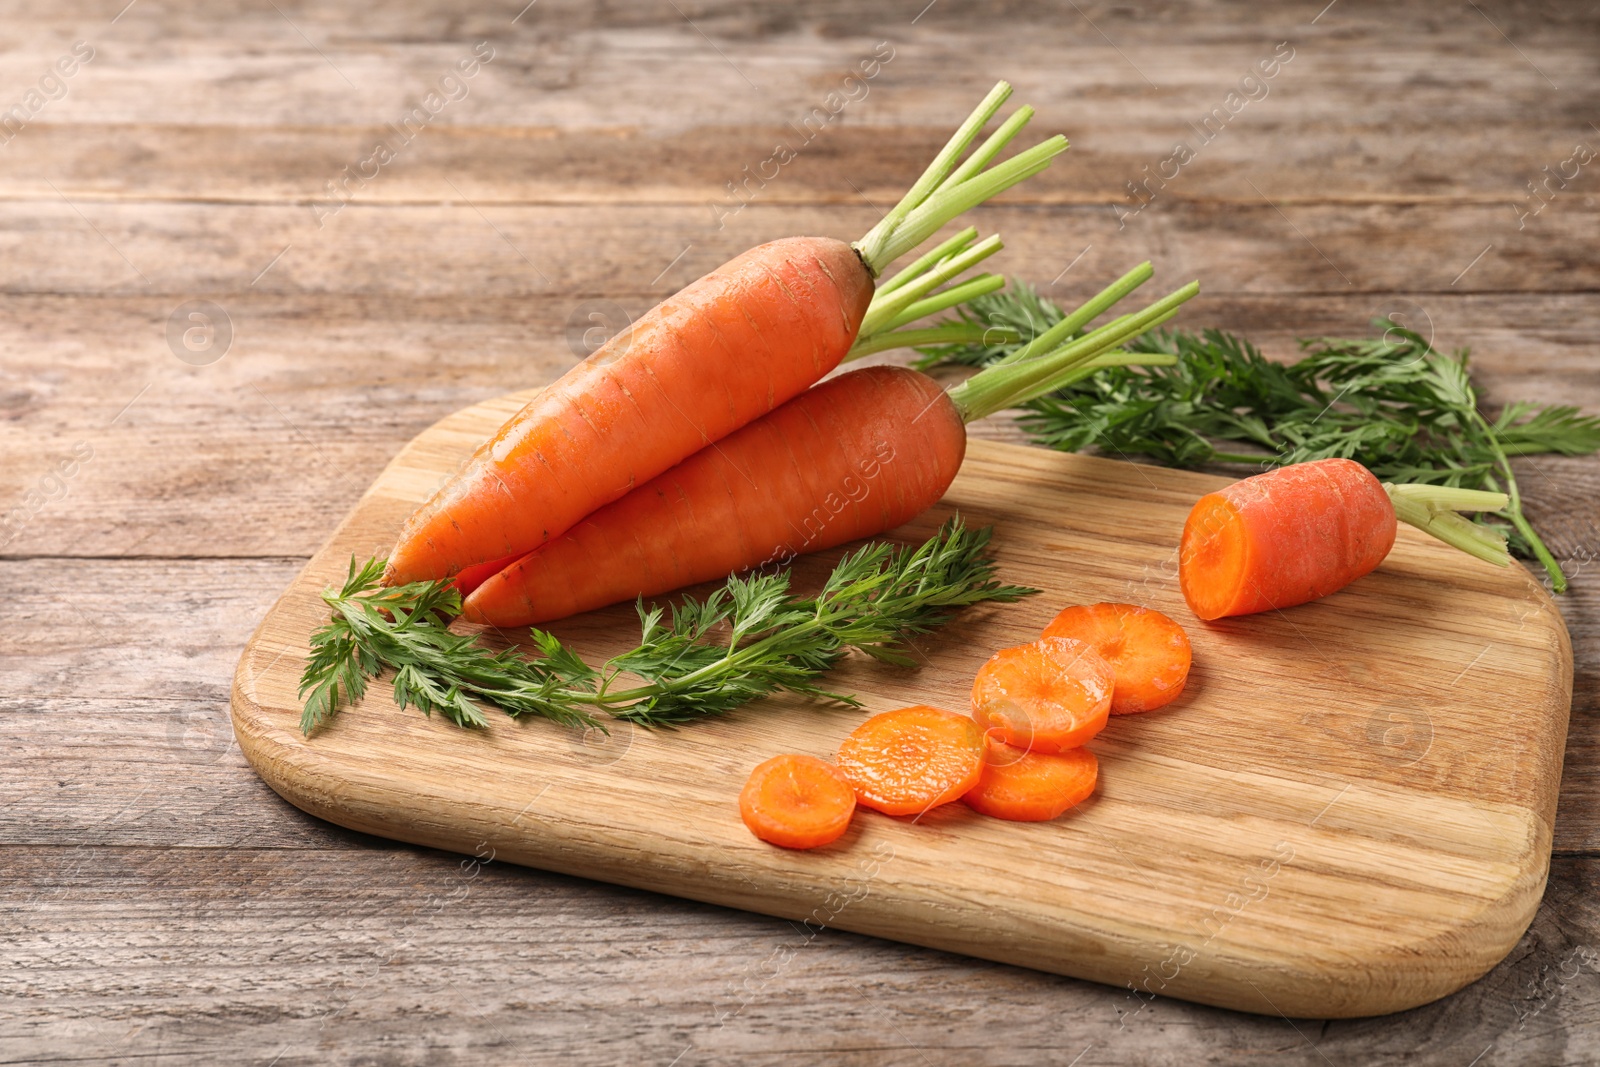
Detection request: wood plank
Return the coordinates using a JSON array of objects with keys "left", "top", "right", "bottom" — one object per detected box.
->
[
  {"left": 0, "top": 200, "right": 1595, "bottom": 299},
  {"left": 3, "top": 842, "right": 1597, "bottom": 1064},
  {"left": 5, "top": 291, "right": 1598, "bottom": 561},
  {"left": 0, "top": 0, "right": 1593, "bottom": 205}
]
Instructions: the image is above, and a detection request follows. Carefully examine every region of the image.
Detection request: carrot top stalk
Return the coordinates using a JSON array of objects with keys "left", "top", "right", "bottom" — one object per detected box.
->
[
  {"left": 851, "top": 81, "right": 1068, "bottom": 276},
  {"left": 1384, "top": 483, "right": 1511, "bottom": 566},
  {"left": 847, "top": 248, "right": 1185, "bottom": 367},
  {"left": 947, "top": 281, "right": 1201, "bottom": 422},
  {"left": 859, "top": 233, "right": 1007, "bottom": 338}
]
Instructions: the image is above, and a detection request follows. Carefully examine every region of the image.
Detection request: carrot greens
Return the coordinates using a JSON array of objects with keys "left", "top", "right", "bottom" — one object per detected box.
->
[
  {"left": 300, "top": 519, "right": 1036, "bottom": 736},
  {"left": 918, "top": 283, "right": 1600, "bottom": 591}
]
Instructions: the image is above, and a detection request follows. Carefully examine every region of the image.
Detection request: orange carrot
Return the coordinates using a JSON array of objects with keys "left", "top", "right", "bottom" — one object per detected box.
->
[
  {"left": 835, "top": 706, "right": 985, "bottom": 817},
  {"left": 1042, "top": 603, "right": 1191, "bottom": 714},
  {"left": 463, "top": 276, "right": 1201, "bottom": 626},
  {"left": 739, "top": 754, "right": 857, "bottom": 849},
  {"left": 970, "top": 637, "right": 1113, "bottom": 754},
  {"left": 465, "top": 366, "right": 965, "bottom": 624},
  {"left": 386, "top": 83, "right": 1069, "bottom": 586},
  {"left": 1179, "top": 458, "right": 1512, "bottom": 620},
  {"left": 389, "top": 237, "right": 871, "bottom": 585},
  {"left": 962, "top": 739, "right": 1098, "bottom": 821},
  {"left": 451, "top": 553, "right": 520, "bottom": 597}
]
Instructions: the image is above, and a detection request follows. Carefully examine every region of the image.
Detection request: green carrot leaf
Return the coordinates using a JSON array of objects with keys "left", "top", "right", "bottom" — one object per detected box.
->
[
  {"left": 299, "top": 518, "right": 1036, "bottom": 735},
  {"left": 919, "top": 282, "right": 1599, "bottom": 591}
]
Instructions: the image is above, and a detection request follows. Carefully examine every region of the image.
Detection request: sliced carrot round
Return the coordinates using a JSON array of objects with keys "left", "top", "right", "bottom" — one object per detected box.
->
[
  {"left": 836, "top": 706, "right": 985, "bottom": 817},
  {"left": 739, "top": 754, "right": 857, "bottom": 849},
  {"left": 962, "top": 739, "right": 1098, "bottom": 821},
  {"left": 970, "top": 637, "right": 1113, "bottom": 753},
  {"left": 1042, "top": 602, "right": 1192, "bottom": 714}
]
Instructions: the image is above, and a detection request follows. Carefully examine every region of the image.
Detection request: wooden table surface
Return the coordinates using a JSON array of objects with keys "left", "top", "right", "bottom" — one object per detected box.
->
[{"left": 2, "top": 1, "right": 1598, "bottom": 1063}]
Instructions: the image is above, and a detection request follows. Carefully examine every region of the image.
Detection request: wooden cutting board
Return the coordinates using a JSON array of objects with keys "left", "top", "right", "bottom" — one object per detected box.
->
[{"left": 230, "top": 388, "right": 1572, "bottom": 1019}]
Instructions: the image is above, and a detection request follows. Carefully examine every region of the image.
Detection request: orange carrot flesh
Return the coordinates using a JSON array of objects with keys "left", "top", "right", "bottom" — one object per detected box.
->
[
  {"left": 739, "top": 754, "right": 857, "bottom": 849},
  {"left": 961, "top": 739, "right": 1098, "bottom": 821},
  {"left": 1179, "top": 458, "right": 1397, "bottom": 621},
  {"left": 464, "top": 366, "right": 966, "bottom": 626},
  {"left": 386, "top": 237, "right": 874, "bottom": 585},
  {"left": 970, "top": 637, "right": 1113, "bottom": 754},
  {"left": 835, "top": 706, "right": 986, "bottom": 817},
  {"left": 1042, "top": 603, "right": 1191, "bottom": 714}
]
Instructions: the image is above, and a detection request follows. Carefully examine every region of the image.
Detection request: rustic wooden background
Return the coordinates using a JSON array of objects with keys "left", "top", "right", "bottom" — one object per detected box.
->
[{"left": 2, "top": 0, "right": 1598, "bottom": 1063}]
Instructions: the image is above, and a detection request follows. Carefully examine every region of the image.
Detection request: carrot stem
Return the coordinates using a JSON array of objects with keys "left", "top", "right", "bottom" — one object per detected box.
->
[
  {"left": 993, "top": 262, "right": 1154, "bottom": 366},
  {"left": 879, "top": 274, "right": 1008, "bottom": 333},
  {"left": 945, "top": 105, "right": 1036, "bottom": 187},
  {"left": 1483, "top": 443, "right": 1566, "bottom": 590},
  {"left": 1384, "top": 483, "right": 1512, "bottom": 567},
  {"left": 853, "top": 82, "right": 1068, "bottom": 275},
  {"left": 858, "top": 235, "right": 1004, "bottom": 337},
  {"left": 949, "top": 282, "right": 1200, "bottom": 422},
  {"left": 856, "top": 82, "right": 1013, "bottom": 274},
  {"left": 1080, "top": 349, "right": 1177, "bottom": 369},
  {"left": 1032, "top": 349, "right": 1178, "bottom": 392},
  {"left": 868, "top": 139, "right": 1066, "bottom": 269},
  {"left": 845, "top": 322, "right": 1023, "bottom": 360},
  {"left": 876, "top": 226, "right": 979, "bottom": 296}
]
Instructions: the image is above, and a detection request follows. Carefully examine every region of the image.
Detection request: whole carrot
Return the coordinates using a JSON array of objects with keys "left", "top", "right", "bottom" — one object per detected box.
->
[
  {"left": 1179, "top": 458, "right": 1513, "bottom": 620},
  {"left": 386, "top": 82, "right": 1066, "bottom": 585},
  {"left": 463, "top": 271, "right": 1201, "bottom": 626}
]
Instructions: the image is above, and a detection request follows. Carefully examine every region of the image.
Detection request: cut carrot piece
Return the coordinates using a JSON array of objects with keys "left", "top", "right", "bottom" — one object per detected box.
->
[
  {"left": 970, "top": 637, "right": 1113, "bottom": 753},
  {"left": 1042, "top": 602, "right": 1192, "bottom": 714},
  {"left": 738, "top": 754, "right": 856, "bottom": 850},
  {"left": 962, "top": 739, "right": 1098, "bottom": 821},
  {"left": 1179, "top": 458, "right": 1396, "bottom": 620},
  {"left": 836, "top": 706, "right": 985, "bottom": 817}
]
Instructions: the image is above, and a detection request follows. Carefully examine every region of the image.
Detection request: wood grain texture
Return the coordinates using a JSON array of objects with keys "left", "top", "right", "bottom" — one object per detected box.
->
[
  {"left": 5, "top": 0, "right": 1600, "bottom": 1059},
  {"left": 229, "top": 390, "right": 1572, "bottom": 1018},
  {"left": 6, "top": 291, "right": 1600, "bottom": 561},
  {"left": 3, "top": 201, "right": 1596, "bottom": 298},
  {"left": 5, "top": 842, "right": 1599, "bottom": 1067}
]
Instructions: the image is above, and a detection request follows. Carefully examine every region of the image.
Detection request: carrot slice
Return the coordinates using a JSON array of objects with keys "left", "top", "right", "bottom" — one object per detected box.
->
[
  {"left": 836, "top": 706, "right": 985, "bottom": 817},
  {"left": 962, "top": 739, "right": 1098, "bottom": 821},
  {"left": 1042, "top": 603, "right": 1192, "bottom": 714},
  {"left": 738, "top": 754, "right": 857, "bottom": 850},
  {"left": 970, "top": 637, "right": 1113, "bottom": 753}
]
